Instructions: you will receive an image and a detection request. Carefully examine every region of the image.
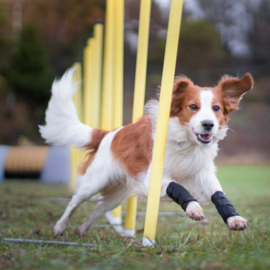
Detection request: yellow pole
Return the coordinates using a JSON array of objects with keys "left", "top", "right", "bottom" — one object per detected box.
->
[
  {"left": 111, "top": 0, "right": 124, "bottom": 224},
  {"left": 93, "top": 22, "right": 104, "bottom": 129},
  {"left": 125, "top": 0, "right": 152, "bottom": 237},
  {"left": 70, "top": 62, "right": 83, "bottom": 189},
  {"left": 89, "top": 36, "right": 98, "bottom": 128},
  {"left": 101, "top": 0, "right": 115, "bottom": 131},
  {"left": 73, "top": 62, "right": 83, "bottom": 121},
  {"left": 142, "top": 0, "right": 184, "bottom": 246},
  {"left": 84, "top": 37, "right": 94, "bottom": 127}
]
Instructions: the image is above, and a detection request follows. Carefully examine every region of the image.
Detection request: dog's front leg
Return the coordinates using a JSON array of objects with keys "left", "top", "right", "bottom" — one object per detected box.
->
[
  {"left": 199, "top": 170, "right": 249, "bottom": 231},
  {"left": 164, "top": 181, "right": 204, "bottom": 221},
  {"left": 144, "top": 170, "right": 204, "bottom": 220}
]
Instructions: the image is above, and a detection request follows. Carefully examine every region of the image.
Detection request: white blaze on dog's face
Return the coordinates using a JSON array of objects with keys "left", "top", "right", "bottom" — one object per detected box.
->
[
  {"left": 170, "top": 74, "right": 254, "bottom": 145},
  {"left": 188, "top": 90, "right": 220, "bottom": 144}
]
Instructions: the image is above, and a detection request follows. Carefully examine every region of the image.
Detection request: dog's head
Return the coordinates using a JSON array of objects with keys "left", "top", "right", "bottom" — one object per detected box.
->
[{"left": 170, "top": 73, "right": 254, "bottom": 145}]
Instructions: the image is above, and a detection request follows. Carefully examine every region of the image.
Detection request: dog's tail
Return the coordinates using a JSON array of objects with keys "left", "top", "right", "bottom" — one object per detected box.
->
[{"left": 39, "top": 68, "right": 92, "bottom": 148}]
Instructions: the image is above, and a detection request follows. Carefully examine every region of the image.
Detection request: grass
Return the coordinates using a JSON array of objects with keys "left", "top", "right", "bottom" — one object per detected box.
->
[{"left": 0, "top": 165, "right": 270, "bottom": 270}]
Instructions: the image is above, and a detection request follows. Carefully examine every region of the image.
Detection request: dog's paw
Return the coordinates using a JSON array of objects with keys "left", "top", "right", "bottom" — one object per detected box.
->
[
  {"left": 74, "top": 226, "right": 89, "bottom": 237},
  {"left": 186, "top": 201, "right": 204, "bottom": 221},
  {"left": 53, "top": 222, "right": 67, "bottom": 236},
  {"left": 227, "top": 216, "right": 249, "bottom": 231}
]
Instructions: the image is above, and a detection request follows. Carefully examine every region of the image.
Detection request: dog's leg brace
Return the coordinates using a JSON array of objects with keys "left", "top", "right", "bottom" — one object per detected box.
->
[
  {"left": 211, "top": 191, "right": 239, "bottom": 223},
  {"left": 166, "top": 182, "right": 197, "bottom": 211}
]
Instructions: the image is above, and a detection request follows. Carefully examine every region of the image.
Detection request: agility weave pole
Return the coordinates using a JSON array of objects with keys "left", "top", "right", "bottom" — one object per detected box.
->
[
  {"left": 83, "top": 36, "right": 94, "bottom": 127},
  {"left": 72, "top": 62, "right": 83, "bottom": 122},
  {"left": 142, "top": 0, "right": 184, "bottom": 246},
  {"left": 111, "top": 0, "right": 125, "bottom": 224},
  {"left": 100, "top": 0, "right": 124, "bottom": 232},
  {"left": 84, "top": 24, "right": 103, "bottom": 129},
  {"left": 124, "top": 0, "right": 152, "bottom": 238},
  {"left": 92, "top": 22, "right": 103, "bottom": 129},
  {"left": 101, "top": 0, "right": 114, "bottom": 131},
  {"left": 70, "top": 62, "right": 83, "bottom": 189}
]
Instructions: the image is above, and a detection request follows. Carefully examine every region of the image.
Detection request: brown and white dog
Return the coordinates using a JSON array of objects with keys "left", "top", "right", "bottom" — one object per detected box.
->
[{"left": 39, "top": 68, "right": 253, "bottom": 237}]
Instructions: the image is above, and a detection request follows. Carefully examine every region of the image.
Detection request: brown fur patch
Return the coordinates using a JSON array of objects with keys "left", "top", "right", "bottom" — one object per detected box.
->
[
  {"left": 111, "top": 116, "right": 153, "bottom": 178},
  {"left": 78, "top": 129, "right": 109, "bottom": 175},
  {"left": 170, "top": 76, "right": 202, "bottom": 125},
  {"left": 211, "top": 73, "right": 254, "bottom": 125},
  {"left": 217, "top": 73, "right": 254, "bottom": 114}
]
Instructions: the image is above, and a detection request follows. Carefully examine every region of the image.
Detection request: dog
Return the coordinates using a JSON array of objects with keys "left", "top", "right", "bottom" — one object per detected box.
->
[{"left": 39, "top": 68, "right": 253, "bottom": 236}]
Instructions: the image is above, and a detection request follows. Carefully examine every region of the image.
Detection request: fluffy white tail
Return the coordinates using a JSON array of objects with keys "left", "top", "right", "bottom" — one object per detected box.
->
[{"left": 39, "top": 68, "right": 92, "bottom": 147}]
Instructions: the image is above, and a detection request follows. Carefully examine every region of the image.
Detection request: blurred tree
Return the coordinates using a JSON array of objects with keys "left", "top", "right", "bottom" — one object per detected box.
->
[
  {"left": 246, "top": 0, "right": 270, "bottom": 66},
  {"left": 7, "top": 23, "right": 53, "bottom": 108},
  {"left": 0, "top": 3, "right": 11, "bottom": 73},
  {"left": 24, "top": 0, "right": 106, "bottom": 75},
  {"left": 148, "top": 19, "right": 225, "bottom": 68},
  {"left": 178, "top": 20, "right": 225, "bottom": 68},
  {"left": 197, "top": 0, "right": 270, "bottom": 66},
  {"left": 0, "top": 0, "right": 106, "bottom": 76}
]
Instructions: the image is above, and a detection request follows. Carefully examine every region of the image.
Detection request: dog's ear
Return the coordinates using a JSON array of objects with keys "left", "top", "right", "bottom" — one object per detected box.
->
[
  {"left": 173, "top": 77, "right": 192, "bottom": 95},
  {"left": 171, "top": 76, "right": 193, "bottom": 115},
  {"left": 219, "top": 73, "right": 254, "bottom": 114}
]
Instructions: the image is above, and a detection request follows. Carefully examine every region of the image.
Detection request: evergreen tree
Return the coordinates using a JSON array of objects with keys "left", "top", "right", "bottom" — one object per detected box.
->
[
  {"left": 7, "top": 23, "right": 53, "bottom": 107},
  {"left": 0, "top": 3, "right": 11, "bottom": 75}
]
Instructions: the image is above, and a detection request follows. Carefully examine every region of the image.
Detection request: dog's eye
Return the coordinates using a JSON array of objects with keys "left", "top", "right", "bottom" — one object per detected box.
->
[
  {"left": 189, "top": 104, "right": 198, "bottom": 111},
  {"left": 213, "top": 105, "right": 220, "bottom": 112}
]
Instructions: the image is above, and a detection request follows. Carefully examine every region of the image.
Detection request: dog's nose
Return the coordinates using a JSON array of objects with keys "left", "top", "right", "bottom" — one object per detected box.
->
[{"left": 202, "top": 120, "right": 214, "bottom": 131}]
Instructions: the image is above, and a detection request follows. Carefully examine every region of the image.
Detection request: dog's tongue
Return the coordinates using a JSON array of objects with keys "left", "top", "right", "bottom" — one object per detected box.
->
[{"left": 200, "top": 134, "right": 211, "bottom": 140}]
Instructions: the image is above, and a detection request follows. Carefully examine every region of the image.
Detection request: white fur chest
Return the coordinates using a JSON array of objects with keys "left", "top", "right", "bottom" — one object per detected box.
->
[
  {"left": 160, "top": 116, "right": 218, "bottom": 182},
  {"left": 163, "top": 139, "right": 218, "bottom": 182}
]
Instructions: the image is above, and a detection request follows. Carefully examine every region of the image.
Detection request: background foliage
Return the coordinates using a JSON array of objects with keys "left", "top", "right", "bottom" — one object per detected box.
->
[{"left": 0, "top": 0, "right": 269, "bottom": 161}]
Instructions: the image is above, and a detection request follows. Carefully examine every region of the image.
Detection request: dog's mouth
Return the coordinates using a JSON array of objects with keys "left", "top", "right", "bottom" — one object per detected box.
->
[{"left": 192, "top": 128, "right": 213, "bottom": 144}]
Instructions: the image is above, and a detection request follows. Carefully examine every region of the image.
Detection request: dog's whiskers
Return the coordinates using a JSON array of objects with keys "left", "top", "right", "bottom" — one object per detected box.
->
[{"left": 228, "top": 128, "right": 237, "bottom": 134}]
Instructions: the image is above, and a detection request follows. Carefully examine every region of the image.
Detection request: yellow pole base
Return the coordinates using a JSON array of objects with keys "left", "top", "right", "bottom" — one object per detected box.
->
[
  {"left": 124, "top": 195, "right": 137, "bottom": 237},
  {"left": 111, "top": 205, "right": 122, "bottom": 225}
]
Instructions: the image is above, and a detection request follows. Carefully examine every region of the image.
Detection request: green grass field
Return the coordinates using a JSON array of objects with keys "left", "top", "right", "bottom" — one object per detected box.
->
[{"left": 1, "top": 166, "right": 270, "bottom": 270}]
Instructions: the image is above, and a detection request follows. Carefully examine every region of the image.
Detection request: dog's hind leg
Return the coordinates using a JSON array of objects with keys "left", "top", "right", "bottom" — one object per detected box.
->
[
  {"left": 53, "top": 165, "right": 114, "bottom": 236},
  {"left": 53, "top": 129, "right": 125, "bottom": 236},
  {"left": 53, "top": 189, "right": 90, "bottom": 236},
  {"left": 75, "top": 184, "right": 132, "bottom": 236}
]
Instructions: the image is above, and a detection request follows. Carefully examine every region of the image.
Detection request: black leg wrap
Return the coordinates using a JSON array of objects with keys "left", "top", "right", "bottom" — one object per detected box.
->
[
  {"left": 166, "top": 182, "right": 197, "bottom": 211},
  {"left": 211, "top": 191, "right": 239, "bottom": 224}
]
